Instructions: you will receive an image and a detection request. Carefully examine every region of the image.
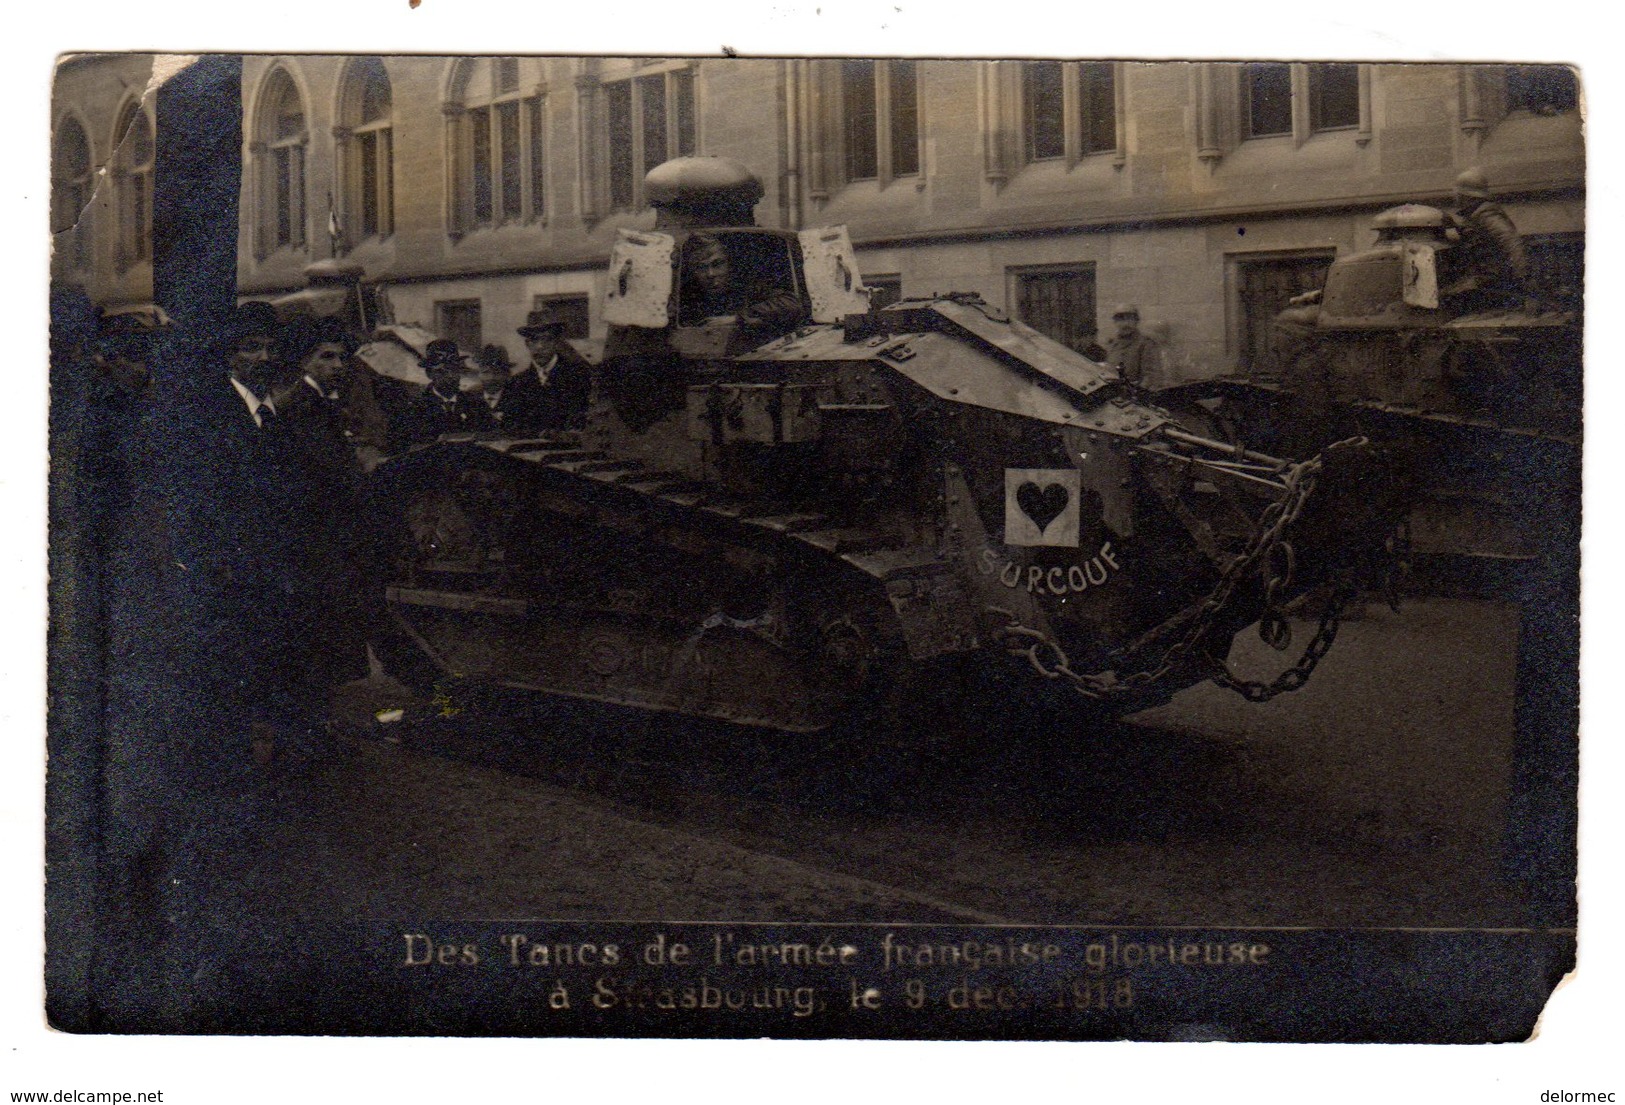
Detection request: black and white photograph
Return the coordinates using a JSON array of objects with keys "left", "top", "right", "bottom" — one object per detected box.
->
[{"left": 13, "top": 2, "right": 1620, "bottom": 1100}]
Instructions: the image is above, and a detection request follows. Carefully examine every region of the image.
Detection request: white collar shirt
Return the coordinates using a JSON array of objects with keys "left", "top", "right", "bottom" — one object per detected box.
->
[
  {"left": 531, "top": 354, "right": 559, "bottom": 386},
  {"left": 230, "top": 375, "right": 276, "bottom": 428}
]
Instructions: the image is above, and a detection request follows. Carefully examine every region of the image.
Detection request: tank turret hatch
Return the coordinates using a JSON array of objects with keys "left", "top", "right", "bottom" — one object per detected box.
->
[{"left": 646, "top": 155, "right": 766, "bottom": 229}]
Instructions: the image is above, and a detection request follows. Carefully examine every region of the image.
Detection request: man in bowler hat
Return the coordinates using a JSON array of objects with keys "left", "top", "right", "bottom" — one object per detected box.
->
[
  {"left": 395, "top": 338, "right": 494, "bottom": 448},
  {"left": 501, "top": 307, "right": 593, "bottom": 434}
]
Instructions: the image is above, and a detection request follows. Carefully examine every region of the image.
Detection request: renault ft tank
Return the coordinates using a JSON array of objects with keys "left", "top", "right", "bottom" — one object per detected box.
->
[
  {"left": 1166, "top": 203, "right": 1580, "bottom": 564},
  {"left": 370, "top": 158, "right": 1410, "bottom": 735}
]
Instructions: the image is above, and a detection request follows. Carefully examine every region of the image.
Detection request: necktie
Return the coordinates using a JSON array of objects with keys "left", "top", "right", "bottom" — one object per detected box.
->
[{"left": 257, "top": 402, "right": 277, "bottom": 426}]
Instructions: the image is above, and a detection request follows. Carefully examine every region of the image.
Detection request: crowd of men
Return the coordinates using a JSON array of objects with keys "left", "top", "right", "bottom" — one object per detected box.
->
[{"left": 70, "top": 298, "right": 595, "bottom": 785}]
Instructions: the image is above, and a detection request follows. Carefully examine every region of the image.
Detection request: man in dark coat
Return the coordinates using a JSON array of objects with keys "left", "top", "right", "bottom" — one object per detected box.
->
[
  {"left": 500, "top": 307, "right": 593, "bottom": 434},
  {"left": 192, "top": 300, "right": 341, "bottom": 767},
  {"left": 474, "top": 343, "right": 519, "bottom": 432},
  {"left": 1103, "top": 303, "right": 1162, "bottom": 389},
  {"left": 274, "top": 316, "right": 379, "bottom": 695},
  {"left": 394, "top": 338, "right": 494, "bottom": 448},
  {"left": 1444, "top": 167, "right": 1530, "bottom": 312}
]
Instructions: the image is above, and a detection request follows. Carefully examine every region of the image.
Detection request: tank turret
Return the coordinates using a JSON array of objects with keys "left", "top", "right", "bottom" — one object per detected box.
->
[
  {"left": 370, "top": 161, "right": 1410, "bottom": 735},
  {"left": 1162, "top": 203, "right": 1579, "bottom": 566}
]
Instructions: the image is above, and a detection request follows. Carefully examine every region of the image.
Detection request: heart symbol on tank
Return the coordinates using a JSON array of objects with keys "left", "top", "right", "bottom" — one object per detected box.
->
[{"left": 1016, "top": 481, "right": 1070, "bottom": 535}]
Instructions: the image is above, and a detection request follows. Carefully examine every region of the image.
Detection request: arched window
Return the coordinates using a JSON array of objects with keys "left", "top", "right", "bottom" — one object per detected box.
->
[
  {"left": 446, "top": 57, "right": 546, "bottom": 236},
  {"left": 338, "top": 57, "right": 394, "bottom": 245},
  {"left": 112, "top": 100, "right": 154, "bottom": 269},
  {"left": 52, "top": 116, "right": 93, "bottom": 271},
  {"left": 254, "top": 68, "right": 308, "bottom": 254}
]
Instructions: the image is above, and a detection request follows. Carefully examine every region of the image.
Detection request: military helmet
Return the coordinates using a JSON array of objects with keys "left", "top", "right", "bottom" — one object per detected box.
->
[{"left": 1454, "top": 167, "right": 1491, "bottom": 200}]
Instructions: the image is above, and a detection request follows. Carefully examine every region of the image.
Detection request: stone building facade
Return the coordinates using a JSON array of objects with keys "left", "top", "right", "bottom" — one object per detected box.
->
[{"left": 54, "top": 55, "right": 1584, "bottom": 383}]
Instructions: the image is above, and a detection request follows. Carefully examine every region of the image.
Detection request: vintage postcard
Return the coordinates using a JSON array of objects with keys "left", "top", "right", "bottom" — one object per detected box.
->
[{"left": 44, "top": 51, "right": 1582, "bottom": 1047}]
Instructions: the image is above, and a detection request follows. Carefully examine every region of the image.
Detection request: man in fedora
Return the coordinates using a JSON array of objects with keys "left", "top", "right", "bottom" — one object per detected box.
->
[
  {"left": 502, "top": 306, "right": 592, "bottom": 435},
  {"left": 395, "top": 338, "right": 494, "bottom": 449},
  {"left": 1103, "top": 303, "right": 1162, "bottom": 389}
]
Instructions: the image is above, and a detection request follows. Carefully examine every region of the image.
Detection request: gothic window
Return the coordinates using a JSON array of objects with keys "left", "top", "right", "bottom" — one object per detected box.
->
[
  {"left": 836, "top": 59, "right": 919, "bottom": 184},
  {"left": 1023, "top": 61, "right": 1065, "bottom": 162},
  {"left": 251, "top": 68, "right": 309, "bottom": 255},
  {"left": 1017, "top": 61, "right": 1120, "bottom": 167},
  {"left": 448, "top": 57, "right": 546, "bottom": 235},
  {"left": 1245, "top": 63, "right": 1293, "bottom": 139},
  {"left": 52, "top": 116, "right": 93, "bottom": 271},
  {"left": 1309, "top": 63, "right": 1360, "bottom": 132},
  {"left": 111, "top": 102, "right": 154, "bottom": 269},
  {"left": 1232, "top": 62, "right": 1371, "bottom": 150},
  {"left": 604, "top": 64, "right": 695, "bottom": 211},
  {"left": 340, "top": 57, "right": 394, "bottom": 244}
]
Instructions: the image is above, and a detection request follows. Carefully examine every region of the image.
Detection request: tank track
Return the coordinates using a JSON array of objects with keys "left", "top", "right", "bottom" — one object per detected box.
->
[{"left": 380, "top": 433, "right": 979, "bottom": 732}]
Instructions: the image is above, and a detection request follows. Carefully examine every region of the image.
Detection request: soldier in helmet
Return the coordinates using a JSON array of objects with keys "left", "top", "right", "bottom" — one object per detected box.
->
[
  {"left": 1103, "top": 303, "right": 1162, "bottom": 389},
  {"left": 1443, "top": 167, "right": 1530, "bottom": 311},
  {"left": 678, "top": 233, "right": 806, "bottom": 340}
]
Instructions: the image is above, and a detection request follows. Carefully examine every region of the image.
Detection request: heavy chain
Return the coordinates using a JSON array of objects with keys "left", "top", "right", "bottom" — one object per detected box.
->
[{"left": 994, "top": 437, "right": 1369, "bottom": 704}]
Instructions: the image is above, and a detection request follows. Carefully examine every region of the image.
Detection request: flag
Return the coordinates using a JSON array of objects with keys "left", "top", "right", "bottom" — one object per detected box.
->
[{"left": 327, "top": 191, "right": 343, "bottom": 254}]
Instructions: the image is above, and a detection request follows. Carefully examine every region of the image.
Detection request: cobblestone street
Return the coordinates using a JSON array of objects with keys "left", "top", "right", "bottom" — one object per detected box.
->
[{"left": 233, "top": 595, "right": 1531, "bottom": 930}]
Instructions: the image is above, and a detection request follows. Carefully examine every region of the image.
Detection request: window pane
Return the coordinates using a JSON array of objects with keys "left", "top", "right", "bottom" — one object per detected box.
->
[
  {"left": 52, "top": 120, "right": 90, "bottom": 236},
  {"left": 1310, "top": 63, "right": 1359, "bottom": 131},
  {"left": 640, "top": 74, "right": 668, "bottom": 171},
  {"left": 842, "top": 60, "right": 878, "bottom": 180},
  {"left": 672, "top": 69, "right": 696, "bottom": 155},
  {"left": 131, "top": 173, "right": 149, "bottom": 261},
  {"left": 529, "top": 98, "right": 546, "bottom": 216},
  {"left": 274, "top": 79, "right": 303, "bottom": 141},
  {"left": 291, "top": 146, "right": 306, "bottom": 246},
  {"left": 889, "top": 60, "right": 919, "bottom": 175},
  {"left": 1079, "top": 62, "right": 1116, "bottom": 154},
  {"left": 1023, "top": 61, "right": 1065, "bottom": 161},
  {"left": 1015, "top": 267, "right": 1097, "bottom": 352},
  {"left": 436, "top": 301, "right": 483, "bottom": 355},
  {"left": 607, "top": 81, "right": 634, "bottom": 209},
  {"left": 275, "top": 146, "right": 292, "bottom": 245},
  {"left": 470, "top": 106, "right": 493, "bottom": 225},
  {"left": 358, "top": 58, "right": 391, "bottom": 124},
  {"left": 1246, "top": 63, "right": 1292, "bottom": 138},
  {"left": 499, "top": 100, "right": 522, "bottom": 220},
  {"left": 381, "top": 129, "right": 394, "bottom": 232},
  {"left": 532, "top": 294, "right": 591, "bottom": 340},
  {"left": 1507, "top": 64, "right": 1579, "bottom": 115},
  {"left": 359, "top": 131, "right": 379, "bottom": 237},
  {"left": 126, "top": 109, "right": 154, "bottom": 167},
  {"left": 495, "top": 58, "right": 519, "bottom": 95}
]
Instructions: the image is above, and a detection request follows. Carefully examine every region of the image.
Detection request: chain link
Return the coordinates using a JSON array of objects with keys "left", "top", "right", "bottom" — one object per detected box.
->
[{"left": 993, "top": 437, "right": 1378, "bottom": 704}]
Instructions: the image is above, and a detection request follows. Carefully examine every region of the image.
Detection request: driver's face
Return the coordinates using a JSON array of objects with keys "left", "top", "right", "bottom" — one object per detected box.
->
[{"left": 689, "top": 248, "right": 731, "bottom": 297}]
